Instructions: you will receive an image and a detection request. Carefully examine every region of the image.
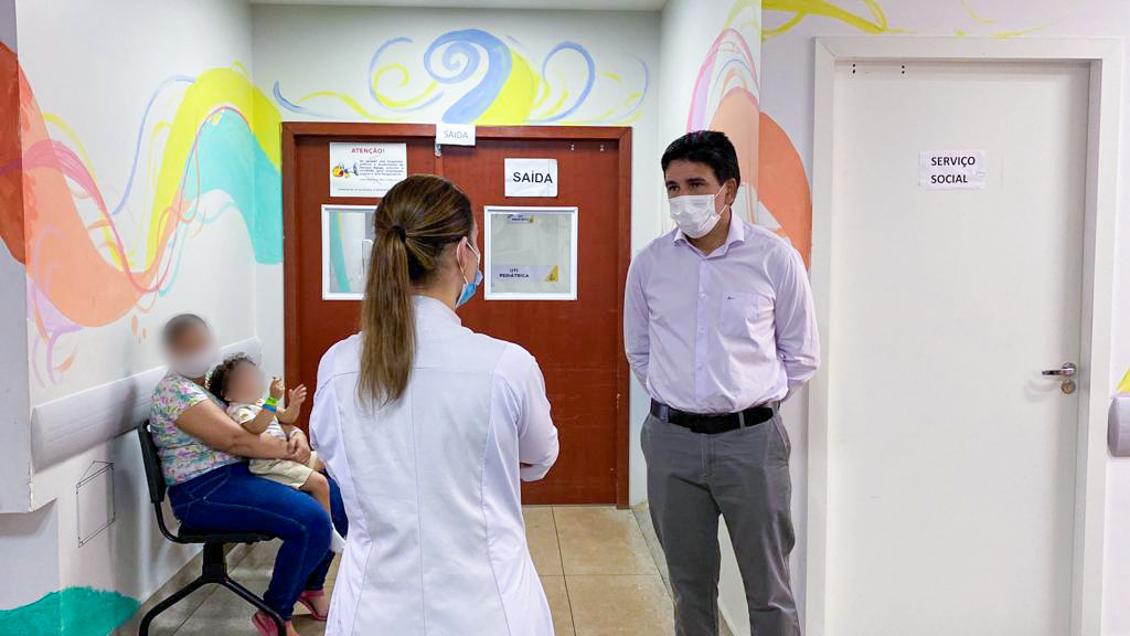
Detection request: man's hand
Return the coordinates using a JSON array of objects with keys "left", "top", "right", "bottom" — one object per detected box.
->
[{"left": 269, "top": 377, "right": 285, "bottom": 400}]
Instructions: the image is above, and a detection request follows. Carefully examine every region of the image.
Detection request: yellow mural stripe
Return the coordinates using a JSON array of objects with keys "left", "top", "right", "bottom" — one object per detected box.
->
[
  {"left": 476, "top": 49, "right": 540, "bottom": 125},
  {"left": 725, "top": 0, "right": 763, "bottom": 29},
  {"left": 148, "top": 121, "right": 170, "bottom": 194},
  {"left": 533, "top": 71, "right": 567, "bottom": 112},
  {"left": 372, "top": 64, "right": 439, "bottom": 109},
  {"left": 1118, "top": 368, "right": 1130, "bottom": 394},
  {"left": 763, "top": 0, "right": 893, "bottom": 37},
  {"left": 960, "top": 0, "right": 996, "bottom": 25},
  {"left": 764, "top": 12, "right": 808, "bottom": 38},
  {"left": 147, "top": 67, "right": 279, "bottom": 261},
  {"left": 564, "top": 89, "right": 643, "bottom": 126},
  {"left": 539, "top": 87, "right": 571, "bottom": 119},
  {"left": 296, "top": 90, "right": 385, "bottom": 121},
  {"left": 42, "top": 113, "right": 98, "bottom": 179}
]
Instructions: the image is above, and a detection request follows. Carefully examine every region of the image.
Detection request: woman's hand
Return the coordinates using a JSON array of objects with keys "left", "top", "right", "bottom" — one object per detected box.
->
[
  {"left": 177, "top": 400, "right": 290, "bottom": 459},
  {"left": 287, "top": 429, "right": 313, "bottom": 465}
]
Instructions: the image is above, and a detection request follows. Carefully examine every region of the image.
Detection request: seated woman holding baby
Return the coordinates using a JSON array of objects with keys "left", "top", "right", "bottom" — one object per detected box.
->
[{"left": 148, "top": 313, "right": 347, "bottom": 636}]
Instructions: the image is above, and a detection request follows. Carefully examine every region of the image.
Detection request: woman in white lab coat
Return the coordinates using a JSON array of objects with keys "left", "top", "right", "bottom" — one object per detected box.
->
[{"left": 309, "top": 174, "right": 560, "bottom": 636}]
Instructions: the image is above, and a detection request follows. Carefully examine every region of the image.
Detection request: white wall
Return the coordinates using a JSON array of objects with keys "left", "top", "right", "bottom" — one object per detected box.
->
[
  {"left": 251, "top": 3, "right": 664, "bottom": 504},
  {"left": 0, "top": 0, "right": 31, "bottom": 516},
  {"left": 757, "top": 1, "right": 1130, "bottom": 633},
  {"left": 0, "top": 0, "right": 13, "bottom": 48}
]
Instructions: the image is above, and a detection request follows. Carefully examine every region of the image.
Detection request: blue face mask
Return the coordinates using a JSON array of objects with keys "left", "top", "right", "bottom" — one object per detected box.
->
[{"left": 456, "top": 241, "right": 482, "bottom": 308}]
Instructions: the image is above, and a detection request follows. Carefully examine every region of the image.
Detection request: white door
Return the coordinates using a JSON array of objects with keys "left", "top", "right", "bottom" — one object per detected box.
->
[{"left": 823, "top": 60, "right": 1089, "bottom": 635}]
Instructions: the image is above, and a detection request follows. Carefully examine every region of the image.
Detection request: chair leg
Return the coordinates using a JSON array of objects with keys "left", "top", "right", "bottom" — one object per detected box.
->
[
  {"left": 138, "top": 576, "right": 209, "bottom": 636},
  {"left": 221, "top": 578, "right": 287, "bottom": 634}
]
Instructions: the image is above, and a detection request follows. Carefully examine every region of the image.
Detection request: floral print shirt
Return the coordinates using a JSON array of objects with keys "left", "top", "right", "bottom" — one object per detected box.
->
[{"left": 150, "top": 372, "right": 241, "bottom": 485}]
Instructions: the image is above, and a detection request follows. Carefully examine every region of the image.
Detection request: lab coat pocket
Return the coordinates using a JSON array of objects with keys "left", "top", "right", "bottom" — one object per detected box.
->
[{"left": 718, "top": 292, "right": 768, "bottom": 338}]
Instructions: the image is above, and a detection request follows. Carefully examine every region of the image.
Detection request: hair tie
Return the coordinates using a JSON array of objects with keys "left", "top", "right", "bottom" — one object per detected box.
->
[{"left": 391, "top": 225, "right": 407, "bottom": 241}]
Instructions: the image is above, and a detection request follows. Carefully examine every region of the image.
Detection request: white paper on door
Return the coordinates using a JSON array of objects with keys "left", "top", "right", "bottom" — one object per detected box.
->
[
  {"left": 919, "top": 149, "right": 987, "bottom": 190},
  {"left": 504, "top": 158, "right": 558, "bottom": 197},
  {"left": 329, "top": 142, "right": 407, "bottom": 197},
  {"left": 484, "top": 206, "right": 577, "bottom": 300},
  {"left": 322, "top": 205, "right": 374, "bottom": 300}
]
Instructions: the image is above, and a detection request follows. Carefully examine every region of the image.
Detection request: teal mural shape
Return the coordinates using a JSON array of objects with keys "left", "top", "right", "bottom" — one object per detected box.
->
[{"left": 0, "top": 587, "right": 139, "bottom": 636}]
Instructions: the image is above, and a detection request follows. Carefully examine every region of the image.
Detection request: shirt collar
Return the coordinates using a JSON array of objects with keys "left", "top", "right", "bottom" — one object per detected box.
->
[
  {"left": 413, "top": 294, "right": 462, "bottom": 328},
  {"left": 673, "top": 214, "right": 746, "bottom": 256}
]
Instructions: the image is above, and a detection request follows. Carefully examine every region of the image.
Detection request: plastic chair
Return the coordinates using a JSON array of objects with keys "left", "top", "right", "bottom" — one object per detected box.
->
[{"left": 136, "top": 421, "right": 286, "bottom": 635}]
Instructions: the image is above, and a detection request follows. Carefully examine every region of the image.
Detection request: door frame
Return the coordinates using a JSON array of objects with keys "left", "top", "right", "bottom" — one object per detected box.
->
[
  {"left": 281, "top": 122, "right": 634, "bottom": 507},
  {"left": 807, "top": 38, "right": 1121, "bottom": 635}
]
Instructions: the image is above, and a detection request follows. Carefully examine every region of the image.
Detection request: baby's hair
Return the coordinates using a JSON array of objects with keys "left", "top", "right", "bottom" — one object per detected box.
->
[{"left": 207, "top": 353, "right": 256, "bottom": 405}]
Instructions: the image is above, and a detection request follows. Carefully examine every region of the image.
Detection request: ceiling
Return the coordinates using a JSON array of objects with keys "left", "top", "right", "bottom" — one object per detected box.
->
[{"left": 250, "top": 0, "right": 666, "bottom": 10}]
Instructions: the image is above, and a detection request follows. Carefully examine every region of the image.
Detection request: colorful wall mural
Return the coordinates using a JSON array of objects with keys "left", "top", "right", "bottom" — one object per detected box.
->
[
  {"left": 272, "top": 28, "right": 648, "bottom": 126},
  {"left": 0, "top": 47, "right": 280, "bottom": 387},
  {"left": 685, "top": 0, "right": 814, "bottom": 267},
  {"left": 2, "top": 25, "right": 648, "bottom": 389}
]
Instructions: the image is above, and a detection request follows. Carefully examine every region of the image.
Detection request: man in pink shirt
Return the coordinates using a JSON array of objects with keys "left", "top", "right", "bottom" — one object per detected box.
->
[{"left": 625, "top": 131, "right": 820, "bottom": 635}]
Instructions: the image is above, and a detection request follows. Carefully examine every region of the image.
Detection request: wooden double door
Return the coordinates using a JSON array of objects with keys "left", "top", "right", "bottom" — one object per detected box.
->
[{"left": 283, "top": 123, "right": 631, "bottom": 505}]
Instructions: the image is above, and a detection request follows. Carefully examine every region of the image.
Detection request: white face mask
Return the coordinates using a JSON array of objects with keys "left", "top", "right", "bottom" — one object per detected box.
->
[
  {"left": 169, "top": 343, "right": 220, "bottom": 379},
  {"left": 669, "top": 189, "right": 726, "bottom": 239}
]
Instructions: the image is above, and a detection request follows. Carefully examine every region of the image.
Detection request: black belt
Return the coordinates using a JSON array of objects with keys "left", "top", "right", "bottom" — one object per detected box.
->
[{"left": 650, "top": 400, "right": 776, "bottom": 435}]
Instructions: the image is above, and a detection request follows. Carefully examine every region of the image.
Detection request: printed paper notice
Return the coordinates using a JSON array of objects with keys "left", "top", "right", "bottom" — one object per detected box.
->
[
  {"left": 505, "top": 158, "right": 558, "bottom": 197},
  {"left": 919, "top": 150, "right": 987, "bottom": 190},
  {"left": 330, "top": 142, "right": 407, "bottom": 197}
]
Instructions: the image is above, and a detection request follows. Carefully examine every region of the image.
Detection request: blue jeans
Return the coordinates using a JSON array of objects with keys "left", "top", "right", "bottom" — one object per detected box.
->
[{"left": 168, "top": 462, "right": 348, "bottom": 620}]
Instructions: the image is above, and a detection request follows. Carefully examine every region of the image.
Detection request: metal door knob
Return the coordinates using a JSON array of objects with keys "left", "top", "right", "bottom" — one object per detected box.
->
[{"left": 1041, "top": 362, "right": 1077, "bottom": 377}]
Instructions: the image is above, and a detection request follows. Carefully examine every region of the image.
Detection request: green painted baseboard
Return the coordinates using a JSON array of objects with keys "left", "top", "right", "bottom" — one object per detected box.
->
[{"left": 0, "top": 587, "right": 139, "bottom": 636}]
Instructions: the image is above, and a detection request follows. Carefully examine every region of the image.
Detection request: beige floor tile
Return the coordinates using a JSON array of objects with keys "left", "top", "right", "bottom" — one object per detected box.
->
[
  {"left": 291, "top": 615, "right": 328, "bottom": 636},
  {"left": 566, "top": 575, "right": 674, "bottom": 636},
  {"left": 240, "top": 540, "right": 282, "bottom": 569},
  {"left": 554, "top": 507, "right": 658, "bottom": 575},
  {"left": 630, "top": 503, "right": 671, "bottom": 596},
  {"left": 173, "top": 585, "right": 266, "bottom": 635},
  {"left": 524, "top": 506, "right": 564, "bottom": 576},
  {"left": 118, "top": 585, "right": 219, "bottom": 636},
  {"left": 541, "top": 575, "right": 575, "bottom": 636}
]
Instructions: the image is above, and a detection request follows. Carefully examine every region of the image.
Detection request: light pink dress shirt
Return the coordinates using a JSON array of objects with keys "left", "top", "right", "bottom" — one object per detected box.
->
[{"left": 624, "top": 217, "right": 820, "bottom": 414}]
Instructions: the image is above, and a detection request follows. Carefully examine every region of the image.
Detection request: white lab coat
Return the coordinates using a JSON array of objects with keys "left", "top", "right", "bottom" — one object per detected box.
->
[{"left": 310, "top": 295, "right": 560, "bottom": 636}]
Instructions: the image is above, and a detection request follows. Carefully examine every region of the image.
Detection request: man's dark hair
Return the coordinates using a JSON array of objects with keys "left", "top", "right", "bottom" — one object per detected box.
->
[
  {"left": 207, "top": 353, "right": 255, "bottom": 404},
  {"left": 661, "top": 130, "right": 741, "bottom": 185},
  {"left": 161, "top": 313, "right": 207, "bottom": 347}
]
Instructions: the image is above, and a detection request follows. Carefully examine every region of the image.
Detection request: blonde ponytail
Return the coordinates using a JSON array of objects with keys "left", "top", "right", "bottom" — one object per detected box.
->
[{"left": 358, "top": 175, "right": 473, "bottom": 405}]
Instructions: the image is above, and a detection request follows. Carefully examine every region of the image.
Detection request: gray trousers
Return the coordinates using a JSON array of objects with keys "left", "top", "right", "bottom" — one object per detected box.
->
[{"left": 642, "top": 413, "right": 800, "bottom": 636}]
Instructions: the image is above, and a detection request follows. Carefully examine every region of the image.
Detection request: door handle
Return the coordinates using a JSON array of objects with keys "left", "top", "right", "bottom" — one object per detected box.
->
[{"left": 1041, "top": 362, "right": 1077, "bottom": 377}]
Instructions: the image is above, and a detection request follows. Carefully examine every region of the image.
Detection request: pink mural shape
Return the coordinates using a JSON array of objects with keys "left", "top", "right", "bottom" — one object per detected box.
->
[{"left": 686, "top": 14, "right": 812, "bottom": 266}]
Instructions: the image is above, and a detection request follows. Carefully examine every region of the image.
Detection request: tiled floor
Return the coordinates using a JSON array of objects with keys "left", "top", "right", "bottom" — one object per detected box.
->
[{"left": 135, "top": 506, "right": 674, "bottom": 636}]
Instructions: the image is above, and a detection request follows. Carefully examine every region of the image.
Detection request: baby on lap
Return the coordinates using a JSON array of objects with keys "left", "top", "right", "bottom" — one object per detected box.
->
[{"left": 208, "top": 354, "right": 346, "bottom": 553}]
